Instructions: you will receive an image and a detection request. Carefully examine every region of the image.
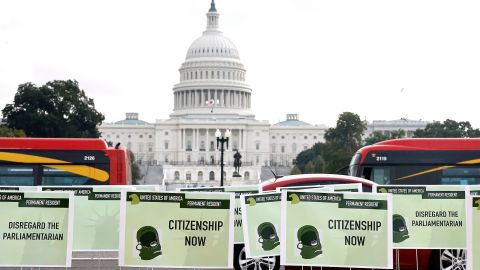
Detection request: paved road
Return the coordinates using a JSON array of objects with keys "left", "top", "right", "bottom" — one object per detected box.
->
[{"left": 2, "top": 251, "right": 241, "bottom": 269}]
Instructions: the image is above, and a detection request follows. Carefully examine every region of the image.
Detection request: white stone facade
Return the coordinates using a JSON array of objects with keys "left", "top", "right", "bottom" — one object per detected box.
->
[
  {"left": 269, "top": 114, "right": 326, "bottom": 166},
  {"left": 99, "top": 1, "right": 326, "bottom": 187},
  {"left": 101, "top": 113, "right": 156, "bottom": 163},
  {"left": 364, "top": 118, "right": 430, "bottom": 138}
]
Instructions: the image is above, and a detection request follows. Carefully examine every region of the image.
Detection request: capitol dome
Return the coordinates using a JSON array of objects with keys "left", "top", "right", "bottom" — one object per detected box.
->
[
  {"left": 171, "top": 0, "right": 254, "bottom": 119},
  {"left": 186, "top": 33, "right": 240, "bottom": 60}
]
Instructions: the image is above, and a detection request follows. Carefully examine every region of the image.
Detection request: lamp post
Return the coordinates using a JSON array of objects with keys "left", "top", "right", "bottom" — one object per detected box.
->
[{"left": 215, "top": 128, "right": 231, "bottom": 186}]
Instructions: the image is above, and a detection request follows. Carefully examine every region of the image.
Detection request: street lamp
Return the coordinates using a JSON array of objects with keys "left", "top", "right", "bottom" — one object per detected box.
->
[{"left": 215, "top": 128, "right": 231, "bottom": 186}]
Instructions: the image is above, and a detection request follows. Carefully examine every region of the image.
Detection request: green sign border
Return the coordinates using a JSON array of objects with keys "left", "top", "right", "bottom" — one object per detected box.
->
[
  {"left": 0, "top": 191, "right": 74, "bottom": 267},
  {"left": 118, "top": 190, "right": 235, "bottom": 268},
  {"left": 280, "top": 190, "right": 393, "bottom": 269}
]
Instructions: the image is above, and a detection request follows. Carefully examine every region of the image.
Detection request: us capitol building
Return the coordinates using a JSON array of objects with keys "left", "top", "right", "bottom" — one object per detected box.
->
[
  {"left": 99, "top": 1, "right": 327, "bottom": 187},
  {"left": 99, "top": 1, "right": 430, "bottom": 188}
]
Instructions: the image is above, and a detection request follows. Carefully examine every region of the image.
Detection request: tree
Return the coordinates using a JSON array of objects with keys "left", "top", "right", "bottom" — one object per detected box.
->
[
  {"left": 413, "top": 119, "right": 480, "bottom": 138},
  {"left": 295, "top": 144, "right": 320, "bottom": 172},
  {"left": 304, "top": 161, "right": 315, "bottom": 173},
  {"left": 364, "top": 129, "right": 405, "bottom": 145},
  {"left": 0, "top": 126, "right": 26, "bottom": 137},
  {"left": 294, "top": 112, "right": 366, "bottom": 175},
  {"left": 129, "top": 150, "right": 143, "bottom": 185},
  {"left": 2, "top": 80, "right": 104, "bottom": 138},
  {"left": 324, "top": 112, "right": 366, "bottom": 153},
  {"left": 290, "top": 166, "right": 302, "bottom": 175}
]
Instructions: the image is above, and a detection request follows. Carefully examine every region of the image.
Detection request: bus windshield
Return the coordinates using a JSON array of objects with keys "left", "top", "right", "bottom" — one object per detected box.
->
[{"left": 351, "top": 138, "right": 480, "bottom": 186}]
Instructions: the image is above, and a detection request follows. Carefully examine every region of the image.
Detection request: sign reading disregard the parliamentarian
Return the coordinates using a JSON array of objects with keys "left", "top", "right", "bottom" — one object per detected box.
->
[
  {"left": 42, "top": 185, "right": 134, "bottom": 251},
  {"left": 120, "top": 191, "right": 234, "bottom": 268},
  {"left": 281, "top": 191, "right": 392, "bottom": 269},
  {"left": 377, "top": 185, "right": 468, "bottom": 249},
  {"left": 467, "top": 195, "right": 480, "bottom": 270},
  {"left": 0, "top": 191, "right": 74, "bottom": 267},
  {"left": 241, "top": 192, "right": 282, "bottom": 258},
  {"left": 179, "top": 185, "right": 261, "bottom": 243}
]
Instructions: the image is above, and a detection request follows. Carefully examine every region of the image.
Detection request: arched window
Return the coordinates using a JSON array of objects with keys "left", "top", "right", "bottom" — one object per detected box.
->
[
  {"left": 209, "top": 171, "right": 215, "bottom": 181},
  {"left": 186, "top": 172, "right": 191, "bottom": 181},
  {"left": 174, "top": 171, "right": 180, "bottom": 181},
  {"left": 223, "top": 171, "right": 226, "bottom": 180},
  {"left": 198, "top": 171, "right": 203, "bottom": 181},
  {"left": 244, "top": 171, "right": 250, "bottom": 180}
]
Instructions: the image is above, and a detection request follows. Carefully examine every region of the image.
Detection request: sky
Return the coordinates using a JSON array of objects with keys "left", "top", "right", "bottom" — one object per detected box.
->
[{"left": 1, "top": 0, "right": 479, "bottom": 128}]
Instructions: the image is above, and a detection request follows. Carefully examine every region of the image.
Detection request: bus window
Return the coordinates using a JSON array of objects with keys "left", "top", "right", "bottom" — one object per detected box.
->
[
  {"left": 441, "top": 166, "right": 480, "bottom": 185},
  {"left": 42, "top": 166, "right": 92, "bottom": 186},
  {"left": 371, "top": 167, "right": 390, "bottom": 185},
  {"left": 0, "top": 166, "right": 34, "bottom": 186}
]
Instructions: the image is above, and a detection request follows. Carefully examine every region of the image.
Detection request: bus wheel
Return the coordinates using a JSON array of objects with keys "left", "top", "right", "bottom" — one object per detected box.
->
[
  {"left": 233, "top": 245, "right": 279, "bottom": 270},
  {"left": 430, "top": 249, "right": 466, "bottom": 270}
]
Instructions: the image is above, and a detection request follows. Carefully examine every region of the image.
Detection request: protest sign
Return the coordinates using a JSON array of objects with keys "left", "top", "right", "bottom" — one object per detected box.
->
[
  {"left": 0, "top": 191, "right": 74, "bottom": 267},
  {"left": 281, "top": 190, "right": 392, "bottom": 268},
  {"left": 467, "top": 195, "right": 480, "bottom": 270},
  {"left": 376, "top": 185, "right": 468, "bottom": 249},
  {"left": 241, "top": 192, "right": 281, "bottom": 258},
  {"left": 42, "top": 185, "right": 134, "bottom": 251},
  {"left": 0, "top": 186, "right": 39, "bottom": 191},
  {"left": 133, "top": 185, "right": 162, "bottom": 191},
  {"left": 470, "top": 185, "right": 480, "bottom": 196},
  {"left": 179, "top": 185, "right": 260, "bottom": 243},
  {"left": 119, "top": 191, "right": 234, "bottom": 268}
]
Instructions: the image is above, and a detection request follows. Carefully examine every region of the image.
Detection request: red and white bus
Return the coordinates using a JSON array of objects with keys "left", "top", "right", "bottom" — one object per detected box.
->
[
  {"left": 349, "top": 138, "right": 480, "bottom": 185},
  {"left": 0, "top": 137, "right": 130, "bottom": 186},
  {"left": 349, "top": 138, "right": 478, "bottom": 270}
]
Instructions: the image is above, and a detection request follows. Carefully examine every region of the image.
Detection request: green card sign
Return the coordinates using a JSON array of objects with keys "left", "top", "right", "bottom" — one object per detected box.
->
[
  {"left": 119, "top": 191, "right": 234, "bottom": 268},
  {"left": 377, "top": 185, "right": 468, "bottom": 249},
  {"left": 281, "top": 191, "right": 392, "bottom": 268},
  {"left": 0, "top": 191, "right": 74, "bottom": 267},
  {"left": 42, "top": 185, "right": 134, "bottom": 251},
  {"left": 179, "top": 185, "right": 261, "bottom": 243},
  {"left": 0, "top": 186, "right": 39, "bottom": 191},
  {"left": 467, "top": 195, "right": 480, "bottom": 270},
  {"left": 241, "top": 192, "right": 282, "bottom": 258}
]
